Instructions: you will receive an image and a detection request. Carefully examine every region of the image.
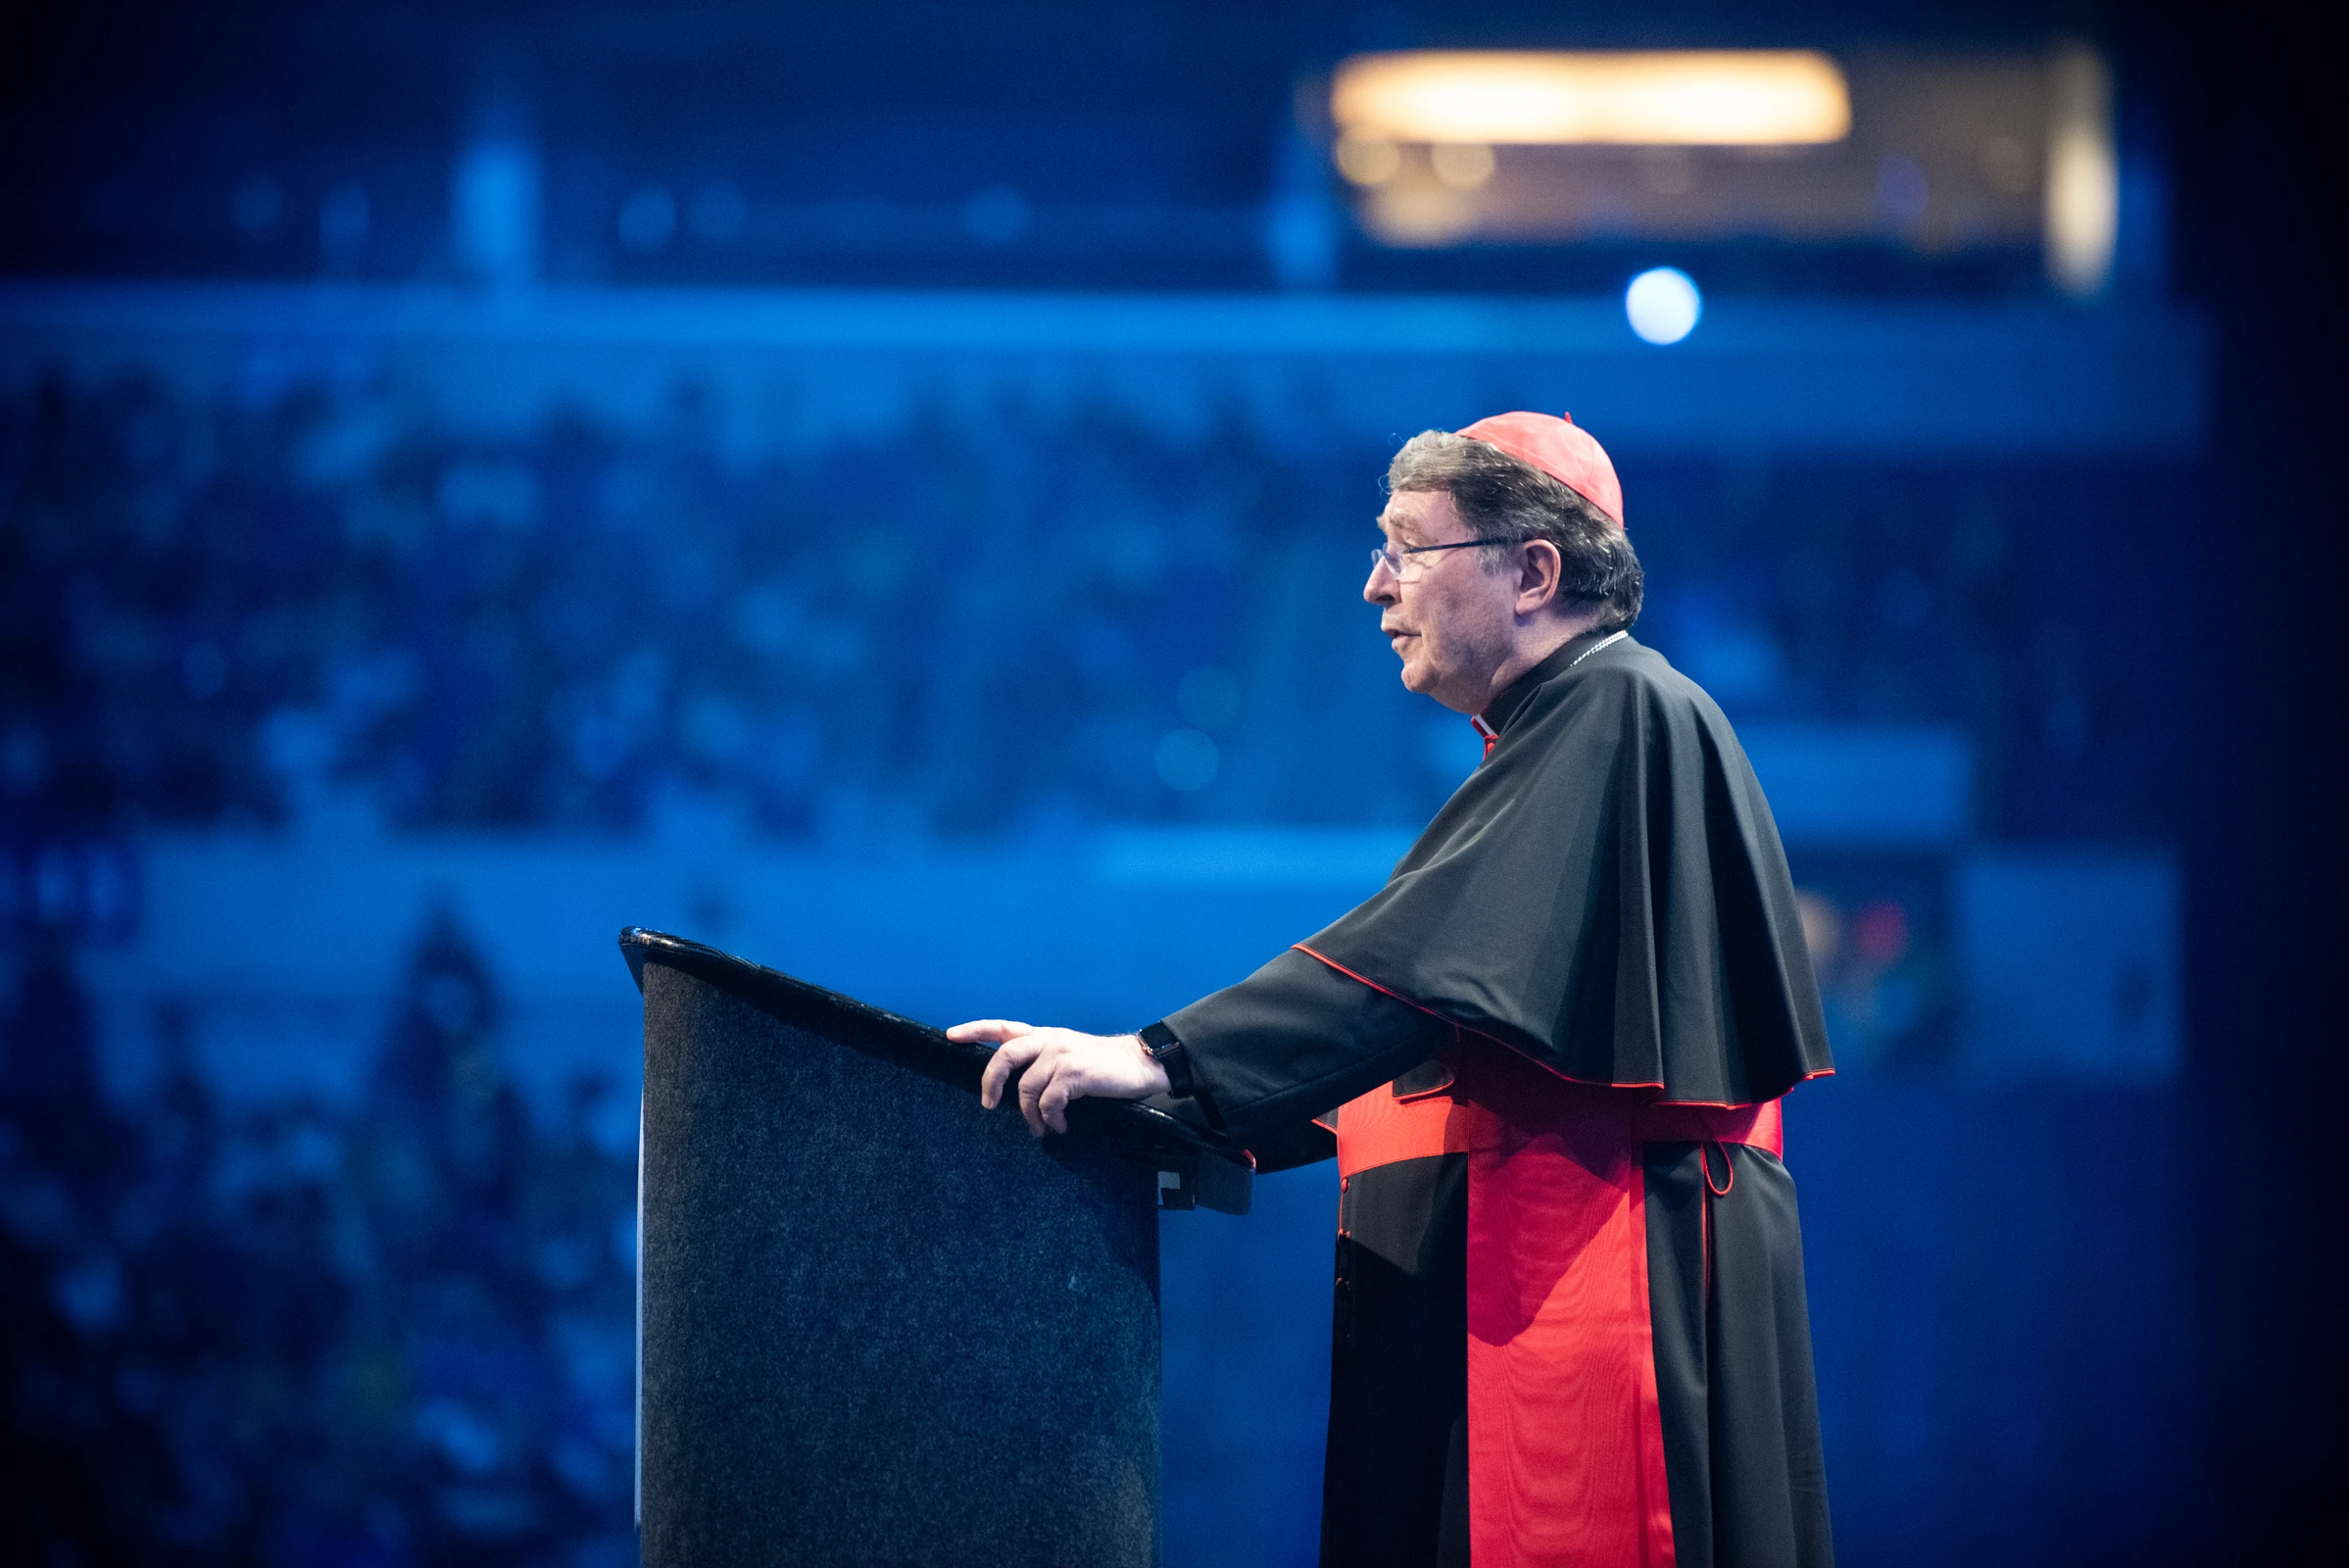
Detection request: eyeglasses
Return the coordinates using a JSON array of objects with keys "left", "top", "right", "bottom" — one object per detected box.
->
[{"left": 1369, "top": 537, "right": 1523, "bottom": 580}]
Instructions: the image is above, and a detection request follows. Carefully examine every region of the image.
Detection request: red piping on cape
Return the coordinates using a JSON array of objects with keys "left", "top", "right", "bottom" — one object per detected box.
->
[
  {"left": 1295, "top": 941, "right": 1667, "bottom": 1087},
  {"left": 1294, "top": 944, "right": 1833, "bottom": 1104}
]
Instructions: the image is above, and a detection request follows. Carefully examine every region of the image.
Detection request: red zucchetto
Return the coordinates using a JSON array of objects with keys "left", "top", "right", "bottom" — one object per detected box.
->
[{"left": 1455, "top": 411, "right": 1624, "bottom": 528}]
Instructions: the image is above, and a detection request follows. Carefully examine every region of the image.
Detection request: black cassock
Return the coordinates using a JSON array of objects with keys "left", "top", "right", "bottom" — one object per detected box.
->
[{"left": 1153, "top": 630, "right": 1836, "bottom": 1568}]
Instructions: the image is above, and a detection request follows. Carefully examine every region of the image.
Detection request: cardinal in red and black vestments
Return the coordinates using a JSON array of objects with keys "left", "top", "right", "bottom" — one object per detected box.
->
[{"left": 957, "top": 412, "right": 1835, "bottom": 1568}]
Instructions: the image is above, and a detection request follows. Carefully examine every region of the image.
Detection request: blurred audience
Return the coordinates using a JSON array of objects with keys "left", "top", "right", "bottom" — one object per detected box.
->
[
  {"left": 2, "top": 367, "right": 2162, "bottom": 845},
  {"left": 0, "top": 915, "right": 636, "bottom": 1565}
]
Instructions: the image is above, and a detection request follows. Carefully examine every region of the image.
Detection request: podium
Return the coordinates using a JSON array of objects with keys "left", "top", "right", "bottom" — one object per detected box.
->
[{"left": 621, "top": 928, "right": 1255, "bottom": 1567}]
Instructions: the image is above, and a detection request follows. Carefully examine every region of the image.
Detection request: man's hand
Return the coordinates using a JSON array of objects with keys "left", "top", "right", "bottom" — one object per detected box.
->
[{"left": 950, "top": 1020, "right": 1173, "bottom": 1137}]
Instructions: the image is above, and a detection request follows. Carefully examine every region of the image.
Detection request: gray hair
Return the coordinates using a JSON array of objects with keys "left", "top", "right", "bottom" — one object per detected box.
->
[{"left": 1386, "top": 430, "right": 1642, "bottom": 629}]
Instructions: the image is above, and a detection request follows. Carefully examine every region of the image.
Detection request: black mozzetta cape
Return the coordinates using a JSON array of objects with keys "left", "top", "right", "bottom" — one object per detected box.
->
[
  {"left": 1304, "top": 630, "right": 1832, "bottom": 1106},
  {"left": 1165, "top": 630, "right": 1832, "bottom": 1142}
]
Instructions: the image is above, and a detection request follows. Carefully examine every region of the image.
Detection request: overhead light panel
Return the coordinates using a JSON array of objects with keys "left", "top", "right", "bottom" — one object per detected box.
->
[{"left": 1331, "top": 51, "right": 1852, "bottom": 146}]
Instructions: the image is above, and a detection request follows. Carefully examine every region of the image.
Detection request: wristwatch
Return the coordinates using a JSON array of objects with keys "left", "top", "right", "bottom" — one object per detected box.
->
[{"left": 1138, "top": 1020, "right": 1196, "bottom": 1100}]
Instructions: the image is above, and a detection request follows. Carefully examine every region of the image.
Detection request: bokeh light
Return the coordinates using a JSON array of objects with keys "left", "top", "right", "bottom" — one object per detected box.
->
[
  {"left": 1624, "top": 266, "right": 1702, "bottom": 344},
  {"left": 1154, "top": 729, "right": 1219, "bottom": 791}
]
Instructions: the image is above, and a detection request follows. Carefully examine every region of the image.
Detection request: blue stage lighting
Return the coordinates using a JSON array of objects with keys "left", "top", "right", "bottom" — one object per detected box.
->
[{"left": 1625, "top": 267, "right": 1701, "bottom": 344}]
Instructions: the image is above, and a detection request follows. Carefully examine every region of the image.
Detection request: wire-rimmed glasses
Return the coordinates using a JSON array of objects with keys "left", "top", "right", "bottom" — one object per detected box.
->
[{"left": 1369, "top": 537, "right": 1523, "bottom": 580}]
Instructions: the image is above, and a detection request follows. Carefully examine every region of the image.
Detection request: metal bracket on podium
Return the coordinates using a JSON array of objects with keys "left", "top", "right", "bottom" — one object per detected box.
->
[{"left": 1153, "top": 1150, "right": 1253, "bottom": 1212}]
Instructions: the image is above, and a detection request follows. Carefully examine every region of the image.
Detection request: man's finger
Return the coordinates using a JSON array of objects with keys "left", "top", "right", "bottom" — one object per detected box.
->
[
  {"left": 1016, "top": 1048, "right": 1055, "bottom": 1137},
  {"left": 1039, "top": 1075, "right": 1073, "bottom": 1135},
  {"left": 948, "top": 1018, "right": 1033, "bottom": 1044},
  {"left": 979, "top": 1036, "right": 1045, "bottom": 1110},
  {"left": 980, "top": 1038, "right": 1041, "bottom": 1110}
]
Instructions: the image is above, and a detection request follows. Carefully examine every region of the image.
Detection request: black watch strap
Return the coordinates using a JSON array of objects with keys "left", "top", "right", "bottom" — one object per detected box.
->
[{"left": 1138, "top": 1020, "right": 1196, "bottom": 1101}]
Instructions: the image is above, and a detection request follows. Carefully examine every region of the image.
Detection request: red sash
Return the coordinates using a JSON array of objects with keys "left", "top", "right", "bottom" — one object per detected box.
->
[{"left": 1331, "top": 1041, "right": 1784, "bottom": 1568}]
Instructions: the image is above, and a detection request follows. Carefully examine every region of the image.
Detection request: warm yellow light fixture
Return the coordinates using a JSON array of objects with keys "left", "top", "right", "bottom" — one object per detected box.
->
[{"left": 1331, "top": 50, "right": 1852, "bottom": 146}]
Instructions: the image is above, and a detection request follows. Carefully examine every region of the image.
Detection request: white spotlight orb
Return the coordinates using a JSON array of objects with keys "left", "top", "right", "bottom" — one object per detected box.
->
[{"left": 1625, "top": 268, "right": 1702, "bottom": 345}]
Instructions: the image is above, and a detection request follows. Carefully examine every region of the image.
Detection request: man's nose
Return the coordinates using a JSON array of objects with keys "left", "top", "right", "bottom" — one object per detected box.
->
[{"left": 1364, "top": 564, "right": 1397, "bottom": 605}]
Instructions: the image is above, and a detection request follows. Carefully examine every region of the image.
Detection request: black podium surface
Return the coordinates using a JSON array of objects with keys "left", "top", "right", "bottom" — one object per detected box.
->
[{"left": 622, "top": 928, "right": 1253, "bottom": 1567}]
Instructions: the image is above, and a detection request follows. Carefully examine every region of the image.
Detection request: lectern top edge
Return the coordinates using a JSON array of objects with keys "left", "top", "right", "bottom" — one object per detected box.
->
[
  {"left": 620, "top": 925, "right": 953, "bottom": 1055},
  {"left": 617, "top": 927, "right": 1254, "bottom": 1212}
]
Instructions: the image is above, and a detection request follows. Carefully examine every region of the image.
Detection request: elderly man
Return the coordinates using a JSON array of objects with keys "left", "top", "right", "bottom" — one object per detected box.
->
[{"left": 953, "top": 414, "right": 1835, "bottom": 1568}]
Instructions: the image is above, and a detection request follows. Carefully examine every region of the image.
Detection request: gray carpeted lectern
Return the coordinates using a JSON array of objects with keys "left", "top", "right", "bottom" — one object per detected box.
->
[{"left": 621, "top": 928, "right": 1254, "bottom": 1568}]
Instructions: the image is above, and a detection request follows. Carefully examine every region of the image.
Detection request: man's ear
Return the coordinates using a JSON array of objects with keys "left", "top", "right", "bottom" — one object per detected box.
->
[{"left": 1517, "top": 539, "right": 1565, "bottom": 612}]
